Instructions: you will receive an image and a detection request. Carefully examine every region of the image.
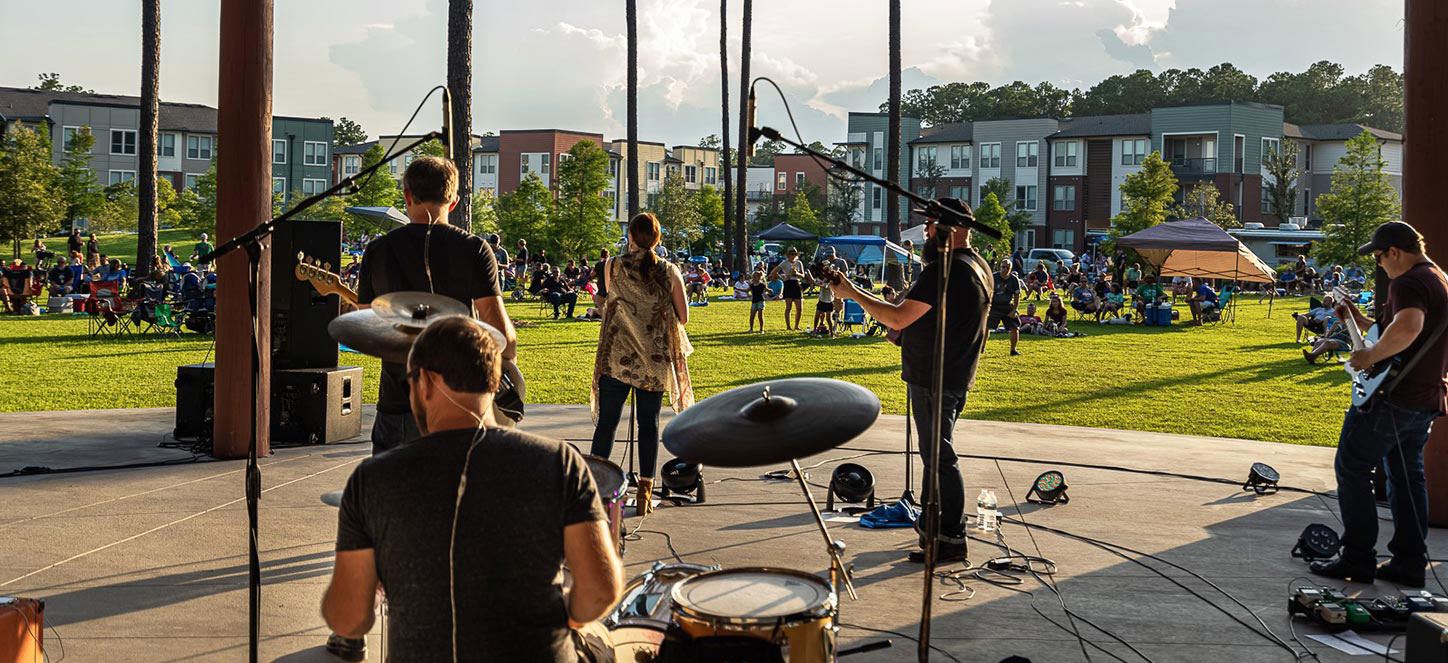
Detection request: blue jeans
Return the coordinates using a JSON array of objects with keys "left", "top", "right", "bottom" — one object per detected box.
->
[
  {"left": 591, "top": 375, "right": 663, "bottom": 479},
  {"left": 371, "top": 410, "right": 421, "bottom": 455},
  {"left": 1334, "top": 400, "right": 1438, "bottom": 567},
  {"left": 909, "top": 383, "right": 969, "bottom": 544}
]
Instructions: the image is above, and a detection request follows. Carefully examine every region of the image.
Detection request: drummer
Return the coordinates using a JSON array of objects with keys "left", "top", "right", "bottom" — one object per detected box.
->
[
  {"left": 322, "top": 317, "right": 623, "bottom": 660},
  {"left": 827, "top": 198, "right": 991, "bottom": 564},
  {"left": 355, "top": 156, "right": 516, "bottom": 453}
]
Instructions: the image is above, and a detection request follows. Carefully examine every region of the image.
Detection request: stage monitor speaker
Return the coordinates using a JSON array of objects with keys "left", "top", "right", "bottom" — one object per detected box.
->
[
  {"left": 174, "top": 362, "right": 215, "bottom": 440},
  {"left": 271, "top": 219, "right": 342, "bottom": 370},
  {"left": 1406, "top": 612, "right": 1448, "bottom": 662},
  {"left": 271, "top": 366, "right": 364, "bottom": 446}
]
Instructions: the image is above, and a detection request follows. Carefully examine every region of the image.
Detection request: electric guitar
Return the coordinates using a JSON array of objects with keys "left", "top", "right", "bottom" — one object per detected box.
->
[
  {"left": 1332, "top": 286, "right": 1399, "bottom": 409},
  {"left": 295, "top": 254, "right": 526, "bottom": 426}
]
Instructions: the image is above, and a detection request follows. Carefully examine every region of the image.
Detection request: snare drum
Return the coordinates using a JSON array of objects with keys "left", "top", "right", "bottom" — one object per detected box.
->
[
  {"left": 669, "top": 567, "right": 836, "bottom": 663},
  {"left": 584, "top": 454, "right": 626, "bottom": 554},
  {"left": 608, "top": 562, "right": 718, "bottom": 629}
]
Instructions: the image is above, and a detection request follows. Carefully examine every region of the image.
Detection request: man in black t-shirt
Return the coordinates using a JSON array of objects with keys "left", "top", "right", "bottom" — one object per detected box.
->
[
  {"left": 986, "top": 259, "right": 1023, "bottom": 356},
  {"left": 355, "top": 156, "right": 517, "bottom": 454},
  {"left": 1312, "top": 221, "right": 1448, "bottom": 588},
  {"left": 323, "top": 317, "right": 622, "bottom": 661},
  {"left": 829, "top": 198, "right": 991, "bottom": 563}
]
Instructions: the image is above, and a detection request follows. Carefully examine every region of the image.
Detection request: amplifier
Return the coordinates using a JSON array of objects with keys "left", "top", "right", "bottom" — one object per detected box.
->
[
  {"left": 174, "top": 362, "right": 216, "bottom": 440},
  {"left": 271, "top": 366, "right": 364, "bottom": 446},
  {"left": 270, "top": 220, "right": 341, "bottom": 370},
  {"left": 1406, "top": 611, "right": 1448, "bottom": 662},
  {"left": 0, "top": 597, "right": 43, "bottom": 663}
]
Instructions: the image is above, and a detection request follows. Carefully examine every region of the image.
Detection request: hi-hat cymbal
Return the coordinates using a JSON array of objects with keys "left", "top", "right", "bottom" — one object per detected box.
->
[
  {"left": 321, "top": 490, "right": 343, "bottom": 507},
  {"left": 329, "top": 309, "right": 418, "bottom": 364},
  {"left": 372, "top": 291, "right": 469, "bottom": 329},
  {"left": 662, "top": 378, "right": 880, "bottom": 468}
]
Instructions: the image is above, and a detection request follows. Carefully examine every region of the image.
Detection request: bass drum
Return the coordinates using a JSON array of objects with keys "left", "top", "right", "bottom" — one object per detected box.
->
[
  {"left": 492, "top": 360, "right": 526, "bottom": 427},
  {"left": 609, "top": 624, "right": 667, "bottom": 663}
]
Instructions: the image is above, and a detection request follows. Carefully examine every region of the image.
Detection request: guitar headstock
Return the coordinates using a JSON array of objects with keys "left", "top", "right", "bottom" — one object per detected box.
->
[{"left": 294, "top": 253, "right": 355, "bottom": 302}]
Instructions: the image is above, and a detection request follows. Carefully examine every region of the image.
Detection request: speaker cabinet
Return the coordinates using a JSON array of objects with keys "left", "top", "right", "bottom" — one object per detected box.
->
[
  {"left": 271, "top": 366, "right": 364, "bottom": 446},
  {"left": 270, "top": 220, "right": 342, "bottom": 370},
  {"left": 174, "top": 362, "right": 216, "bottom": 440}
]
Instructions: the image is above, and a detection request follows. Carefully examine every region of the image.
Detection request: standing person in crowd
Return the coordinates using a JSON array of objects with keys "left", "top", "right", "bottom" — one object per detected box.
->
[
  {"left": 516, "top": 239, "right": 530, "bottom": 265},
  {"left": 1312, "top": 222, "right": 1448, "bottom": 588},
  {"left": 1124, "top": 262, "right": 1142, "bottom": 291},
  {"left": 811, "top": 271, "right": 836, "bottom": 336},
  {"left": 192, "top": 233, "right": 214, "bottom": 271},
  {"left": 769, "top": 247, "right": 807, "bottom": 331},
  {"left": 593, "top": 249, "right": 610, "bottom": 306},
  {"left": 67, "top": 228, "right": 83, "bottom": 258},
  {"left": 591, "top": 213, "right": 694, "bottom": 517},
  {"left": 747, "top": 271, "right": 767, "bottom": 333},
  {"left": 32, "top": 238, "right": 51, "bottom": 267},
  {"left": 488, "top": 234, "right": 509, "bottom": 290},
  {"left": 826, "top": 198, "right": 991, "bottom": 563},
  {"left": 986, "top": 259, "right": 1023, "bottom": 356},
  {"left": 85, "top": 233, "right": 100, "bottom": 268}
]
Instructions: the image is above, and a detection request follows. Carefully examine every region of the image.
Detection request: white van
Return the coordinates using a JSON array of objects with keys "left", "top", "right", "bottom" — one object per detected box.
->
[{"left": 1023, "top": 248, "right": 1075, "bottom": 272}]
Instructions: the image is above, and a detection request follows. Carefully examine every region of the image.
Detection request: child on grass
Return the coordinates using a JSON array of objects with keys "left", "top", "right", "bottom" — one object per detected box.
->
[
  {"left": 811, "top": 275, "right": 836, "bottom": 336},
  {"left": 748, "top": 272, "right": 767, "bottom": 332}
]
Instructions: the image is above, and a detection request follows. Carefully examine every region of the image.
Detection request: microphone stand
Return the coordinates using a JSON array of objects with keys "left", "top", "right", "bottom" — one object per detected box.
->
[
  {"left": 196, "top": 130, "right": 442, "bottom": 663},
  {"left": 753, "top": 126, "right": 995, "bottom": 661}
]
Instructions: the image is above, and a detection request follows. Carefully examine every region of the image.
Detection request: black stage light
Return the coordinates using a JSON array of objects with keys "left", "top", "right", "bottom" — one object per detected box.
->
[
  {"left": 1291, "top": 523, "right": 1342, "bottom": 562},
  {"left": 1243, "top": 462, "right": 1280, "bottom": 495},
  {"left": 1026, "top": 470, "right": 1070, "bottom": 505},
  {"left": 660, "top": 459, "right": 705, "bottom": 504},
  {"left": 827, "top": 463, "right": 876, "bottom": 513}
]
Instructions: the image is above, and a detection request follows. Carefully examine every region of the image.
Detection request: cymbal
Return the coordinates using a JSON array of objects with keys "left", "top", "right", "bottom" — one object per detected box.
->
[
  {"left": 662, "top": 378, "right": 880, "bottom": 468},
  {"left": 321, "top": 490, "right": 343, "bottom": 507},
  {"left": 372, "top": 291, "right": 469, "bottom": 329},
  {"left": 329, "top": 309, "right": 418, "bottom": 364}
]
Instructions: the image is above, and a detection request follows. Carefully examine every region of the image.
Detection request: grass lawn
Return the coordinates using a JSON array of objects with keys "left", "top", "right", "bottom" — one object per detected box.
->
[
  {"left": 61, "top": 228, "right": 203, "bottom": 265},
  {"left": 0, "top": 293, "right": 1346, "bottom": 446}
]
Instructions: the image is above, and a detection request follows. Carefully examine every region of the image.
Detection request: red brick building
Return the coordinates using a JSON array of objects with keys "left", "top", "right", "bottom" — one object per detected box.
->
[{"left": 497, "top": 129, "right": 607, "bottom": 194}]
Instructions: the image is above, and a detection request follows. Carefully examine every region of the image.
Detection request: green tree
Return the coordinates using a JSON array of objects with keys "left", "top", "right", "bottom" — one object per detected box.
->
[
  {"left": 655, "top": 173, "right": 702, "bottom": 255},
  {"left": 695, "top": 184, "right": 725, "bottom": 254},
  {"left": 33, "top": 73, "right": 92, "bottom": 93},
  {"left": 472, "top": 189, "right": 500, "bottom": 236},
  {"left": 495, "top": 173, "right": 553, "bottom": 255},
  {"left": 973, "top": 192, "right": 1013, "bottom": 261},
  {"left": 698, "top": 134, "right": 721, "bottom": 150},
  {"left": 750, "top": 139, "right": 784, "bottom": 166},
  {"left": 550, "top": 141, "right": 613, "bottom": 258},
  {"left": 1172, "top": 181, "right": 1238, "bottom": 229},
  {"left": 56, "top": 125, "right": 104, "bottom": 231},
  {"left": 1262, "top": 139, "right": 1303, "bottom": 223},
  {"left": 93, "top": 180, "right": 138, "bottom": 234},
  {"left": 785, "top": 190, "right": 823, "bottom": 237},
  {"left": 347, "top": 144, "right": 402, "bottom": 235},
  {"left": 1109, "top": 151, "right": 1178, "bottom": 244},
  {"left": 327, "top": 117, "right": 368, "bottom": 146},
  {"left": 751, "top": 195, "right": 787, "bottom": 232},
  {"left": 1316, "top": 131, "right": 1401, "bottom": 270},
  {"left": 982, "top": 176, "right": 1032, "bottom": 238},
  {"left": 914, "top": 159, "right": 946, "bottom": 199},
  {"left": 178, "top": 163, "right": 219, "bottom": 236},
  {"left": 823, "top": 181, "right": 862, "bottom": 236},
  {"left": 412, "top": 139, "right": 446, "bottom": 158},
  {"left": 0, "top": 123, "right": 65, "bottom": 256}
]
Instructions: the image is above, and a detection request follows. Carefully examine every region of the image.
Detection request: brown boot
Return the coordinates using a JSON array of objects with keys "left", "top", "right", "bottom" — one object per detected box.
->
[{"left": 636, "top": 478, "right": 654, "bottom": 517}]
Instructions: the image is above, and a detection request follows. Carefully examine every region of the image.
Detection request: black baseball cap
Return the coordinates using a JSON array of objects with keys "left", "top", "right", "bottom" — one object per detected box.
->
[
  {"left": 1357, "top": 221, "right": 1424, "bottom": 256},
  {"left": 912, "top": 197, "right": 975, "bottom": 225}
]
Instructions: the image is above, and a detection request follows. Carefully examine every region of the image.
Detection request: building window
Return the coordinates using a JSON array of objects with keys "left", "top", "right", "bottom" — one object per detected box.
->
[
  {"left": 916, "top": 146, "right": 937, "bottom": 171},
  {"left": 776, "top": 172, "right": 787, "bottom": 191},
  {"left": 158, "top": 133, "right": 176, "bottom": 158},
  {"left": 685, "top": 165, "right": 697, "bottom": 183},
  {"left": 795, "top": 172, "right": 806, "bottom": 189},
  {"left": 873, "top": 147, "right": 884, "bottom": 169},
  {"left": 521, "top": 155, "right": 531, "bottom": 176},
  {"left": 704, "top": 166, "right": 716, "bottom": 185},
  {"left": 1260, "top": 183, "right": 1273, "bottom": 215},
  {"left": 646, "top": 162, "right": 660, "bottom": 181},
  {"left": 950, "top": 145, "right": 970, "bottom": 170},
  {"left": 1261, "top": 137, "right": 1281, "bottom": 171},
  {"left": 272, "top": 177, "right": 287, "bottom": 195},
  {"left": 272, "top": 139, "right": 287, "bottom": 164},
  {"left": 62, "top": 126, "right": 81, "bottom": 151},
  {"left": 304, "top": 141, "right": 327, "bottom": 166},
  {"left": 949, "top": 185, "right": 966, "bottom": 200},
  {"left": 871, "top": 186, "right": 882, "bottom": 209},
  {"left": 184, "top": 173, "right": 200, "bottom": 190},
  {"left": 108, "top": 170, "right": 136, "bottom": 185},
  {"left": 302, "top": 178, "right": 327, "bottom": 197},
  {"left": 979, "top": 185, "right": 988, "bottom": 205},
  {"left": 110, "top": 129, "right": 137, "bottom": 155},
  {"left": 1121, "top": 139, "right": 1147, "bottom": 166},
  {"left": 851, "top": 148, "right": 865, "bottom": 169},
  {"left": 1052, "top": 229, "right": 1076, "bottom": 250},
  {"left": 343, "top": 155, "right": 361, "bottom": 176},
  {"left": 980, "top": 143, "right": 1001, "bottom": 169},
  {"left": 647, "top": 193, "right": 659, "bottom": 209},
  {"left": 1052, "top": 185, "right": 1075, "bottom": 211},
  {"left": 609, "top": 160, "right": 619, "bottom": 177},
  {"left": 1053, "top": 141, "right": 1078, "bottom": 168},
  {"left": 1015, "top": 185, "right": 1037, "bottom": 211},
  {"left": 187, "top": 135, "right": 214, "bottom": 160},
  {"left": 1016, "top": 142, "right": 1038, "bottom": 168}
]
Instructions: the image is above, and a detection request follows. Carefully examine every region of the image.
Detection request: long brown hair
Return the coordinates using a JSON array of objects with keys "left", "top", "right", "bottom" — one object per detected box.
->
[{"left": 628, "top": 212, "right": 664, "bottom": 284}]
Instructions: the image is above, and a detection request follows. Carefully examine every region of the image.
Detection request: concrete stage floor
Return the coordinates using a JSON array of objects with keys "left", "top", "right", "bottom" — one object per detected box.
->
[{"left": 2, "top": 405, "right": 1444, "bottom": 662}]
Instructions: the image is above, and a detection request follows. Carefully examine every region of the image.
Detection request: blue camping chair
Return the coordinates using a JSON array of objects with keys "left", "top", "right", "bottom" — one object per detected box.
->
[{"left": 841, "top": 299, "right": 867, "bottom": 333}]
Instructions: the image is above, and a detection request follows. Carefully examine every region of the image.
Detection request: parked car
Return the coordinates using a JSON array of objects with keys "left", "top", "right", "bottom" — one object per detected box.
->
[{"left": 1022, "top": 248, "right": 1075, "bottom": 272}]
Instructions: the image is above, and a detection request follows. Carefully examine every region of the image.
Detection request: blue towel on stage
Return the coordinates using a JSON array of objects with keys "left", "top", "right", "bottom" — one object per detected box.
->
[{"left": 858, "top": 499, "right": 919, "bottom": 529}]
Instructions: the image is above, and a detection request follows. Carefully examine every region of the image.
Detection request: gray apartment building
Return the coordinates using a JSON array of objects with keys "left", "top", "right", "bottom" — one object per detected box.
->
[
  {"left": 0, "top": 86, "right": 333, "bottom": 207},
  {"left": 839, "top": 112, "right": 922, "bottom": 235}
]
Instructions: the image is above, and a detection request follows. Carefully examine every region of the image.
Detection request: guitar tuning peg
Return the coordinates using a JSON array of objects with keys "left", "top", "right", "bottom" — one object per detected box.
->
[
  {"left": 323, "top": 262, "right": 331, "bottom": 272},
  {"left": 296, "top": 251, "right": 304, "bottom": 262}
]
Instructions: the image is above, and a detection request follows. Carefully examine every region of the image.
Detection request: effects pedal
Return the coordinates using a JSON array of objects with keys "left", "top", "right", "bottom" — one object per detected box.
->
[{"left": 1289, "top": 582, "right": 1448, "bottom": 633}]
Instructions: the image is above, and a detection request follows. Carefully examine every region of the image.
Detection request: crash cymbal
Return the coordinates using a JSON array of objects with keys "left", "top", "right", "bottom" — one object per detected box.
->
[
  {"left": 329, "top": 309, "right": 418, "bottom": 364},
  {"left": 662, "top": 378, "right": 880, "bottom": 468},
  {"left": 372, "top": 291, "right": 469, "bottom": 329},
  {"left": 321, "top": 490, "right": 343, "bottom": 508}
]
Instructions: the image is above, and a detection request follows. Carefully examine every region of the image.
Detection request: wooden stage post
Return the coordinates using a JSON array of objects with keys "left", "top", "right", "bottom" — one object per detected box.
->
[{"left": 212, "top": 0, "right": 273, "bottom": 459}]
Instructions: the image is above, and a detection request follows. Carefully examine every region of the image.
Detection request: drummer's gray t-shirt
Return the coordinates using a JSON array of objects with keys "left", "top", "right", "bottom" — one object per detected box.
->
[
  {"left": 336, "top": 427, "right": 605, "bottom": 662},
  {"left": 357, "top": 222, "right": 502, "bottom": 414}
]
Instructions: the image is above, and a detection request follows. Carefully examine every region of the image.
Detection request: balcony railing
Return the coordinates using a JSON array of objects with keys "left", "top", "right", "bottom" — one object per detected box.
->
[{"left": 1170, "top": 157, "right": 1217, "bottom": 176}]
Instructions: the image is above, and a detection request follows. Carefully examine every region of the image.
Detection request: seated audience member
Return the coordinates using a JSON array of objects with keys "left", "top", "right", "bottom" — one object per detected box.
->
[
  {"left": 1292, "top": 295, "right": 1338, "bottom": 343},
  {"left": 540, "top": 268, "right": 578, "bottom": 319},
  {"left": 732, "top": 275, "right": 750, "bottom": 300},
  {"left": 3, "top": 259, "right": 33, "bottom": 309},
  {"left": 48, "top": 257, "right": 75, "bottom": 295},
  {"left": 1133, "top": 275, "right": 1165, "bottom": 319},
  {"left": 688, "top": 266, "right": 711, "bottom": 303},
  {"left": 563, "top": 260, "right": 581, "bottom": 282},
  {"left": 851, "top": 266, "right": 873, "bottom": 291},
  {"left": 1070, "top": 284, "right": 1099, "bottom": 317},
  {"left": 1045, "top": 294, "right": 1069, "bottom": 335},
  {"left": 1188, "top": 281, "right": 1220, "bottom": 325},
  {"left": 1027, "top": 263, "right": 1050, "bottom": 299},
  {"left": 1018, "top": 302, "right": 1044, "bottom": 335},
  {"left": 1171, "top": 276, "right": 1194, "bottom": 300},
  {"left": 96, "top": 258, "right": 126, "bottom": 283},
  {"left": 864, "top": 286, "right": 899, "bottom": 337},
  {"left": 1101, "top": 283, "right": 1125, "bottom": 320},
  {"left": 1302, "top": 318, "right": 1353, "bottom": 364},
  {"left": 1124, "top": 263, "right": 1142, "bottom": 290},
  {"left": 529, "top": 264, "right": 552, "bottom": 297}
]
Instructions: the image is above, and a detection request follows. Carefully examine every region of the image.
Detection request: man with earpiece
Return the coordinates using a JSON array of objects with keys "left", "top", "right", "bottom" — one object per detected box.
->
[{"left": 322, "top": 316, "right": 623, "bottom": 661}]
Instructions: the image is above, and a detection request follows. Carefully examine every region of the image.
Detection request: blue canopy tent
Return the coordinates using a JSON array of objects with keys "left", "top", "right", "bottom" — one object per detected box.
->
[{"left": 818, "top": 235, "right": 920, "bottom": 266}]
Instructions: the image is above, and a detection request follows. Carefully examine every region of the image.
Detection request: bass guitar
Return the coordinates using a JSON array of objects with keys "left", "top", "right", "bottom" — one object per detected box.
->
[
  {"left": 1332, "top": 286, "right": 1398, "bottom": 410},
  {"left": 295, "top": 254, "right": 526, "bottom": 426}
]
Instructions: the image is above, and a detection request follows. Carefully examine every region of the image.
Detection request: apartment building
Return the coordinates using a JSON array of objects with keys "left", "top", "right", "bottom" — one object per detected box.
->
[
  {"left": 1281, "top": 123, "right": 1402, "bottom": 222},
  {"left": 671, "top": 145, "right": 723, "bottom": 192},
  {"left": 838, "top": 112, "right": 922, "bottom": 235},
  {"left": 731, "top": 165, "right": 777, "bottom": 222},
  {"left": 0, "top": 86, "right": 332, "bottom": 203},
  {"left": 609, "top": 139, "right": 670, "bottom": 215},
  {"left": 331, "top": 133, "right": 487, "bottom": 186},
  {"left": 771, "top": 153, "right": 830, "bottom": 200},
  {"left": 1044, "top": 114, "right": 1151, "bottom": 252}
]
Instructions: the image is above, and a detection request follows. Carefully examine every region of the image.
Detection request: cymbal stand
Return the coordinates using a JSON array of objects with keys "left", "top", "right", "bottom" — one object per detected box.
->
[{"left": 789, "top": 458, "right": 857, "bottom": 601}]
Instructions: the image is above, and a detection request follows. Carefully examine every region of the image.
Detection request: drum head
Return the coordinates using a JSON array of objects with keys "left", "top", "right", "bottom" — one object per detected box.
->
[
  {"left": 609, "top": 625, "right": 665, "bottom": 662},
  {"left": 584, "top": 454, "right": 626, "bottom": 501},
  {"left": 671, "top": 568, "right": 834, "bottom": 624}
]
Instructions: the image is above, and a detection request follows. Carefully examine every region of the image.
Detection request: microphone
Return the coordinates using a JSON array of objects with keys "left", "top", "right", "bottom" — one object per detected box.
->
[
  {"left": 745, "top": 88, "right": 758, "bottom": 159},
  {"left": 441, "top": 86, "right": 455, "bottom": 161}
]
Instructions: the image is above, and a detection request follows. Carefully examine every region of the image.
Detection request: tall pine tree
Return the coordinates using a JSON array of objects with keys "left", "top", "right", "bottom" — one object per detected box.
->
[{"left": 1316, "top": 131, "right": 1401, "bottom": 270}]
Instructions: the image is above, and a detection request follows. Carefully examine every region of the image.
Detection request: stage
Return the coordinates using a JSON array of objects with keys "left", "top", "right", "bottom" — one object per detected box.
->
[{"left": 1, "top": 405, "right": 1439, "bottom": 661}]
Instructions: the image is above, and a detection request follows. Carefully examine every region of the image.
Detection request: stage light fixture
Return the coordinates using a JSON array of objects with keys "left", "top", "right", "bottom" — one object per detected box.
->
[
  {"left": 1291, "top": 523, "right": 1341, "bottom": 562},
  {"left": 1242, "top": 462, "right": 1280, "bottom": 495},
  {"left": 826, "top": 463, "right": 876, "bottom": 513},
  {"left": 660, "top": 459, "right": 705, "bottom": 504},
  {"left": 1026, "top": 470, "right": 1070, "bottom": 505}
]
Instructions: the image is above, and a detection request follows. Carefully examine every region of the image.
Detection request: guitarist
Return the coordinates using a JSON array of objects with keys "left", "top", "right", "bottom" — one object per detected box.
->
[{"left": 1312, "top": 221, "right": 1448, "bottom": 588}]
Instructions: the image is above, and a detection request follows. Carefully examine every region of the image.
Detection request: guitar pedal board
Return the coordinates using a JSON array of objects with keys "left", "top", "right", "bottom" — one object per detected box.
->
[{"left": 1289, "top": 582, "right": 1448, "bottom": 632}]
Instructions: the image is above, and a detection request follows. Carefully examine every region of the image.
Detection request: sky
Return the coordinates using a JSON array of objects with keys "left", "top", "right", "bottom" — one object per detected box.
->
[{"left": 0, "top": 0, "right": 1405, "bottom": 148}]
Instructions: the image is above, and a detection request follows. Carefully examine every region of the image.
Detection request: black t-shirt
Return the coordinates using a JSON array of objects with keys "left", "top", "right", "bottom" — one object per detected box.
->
[
  {"left": 594, "top": 260, "right": 608, "bottom": 297},
  {"left": 750, "top": 283, "right": 766, "bottom": 303},
  {"left": 357, "top": 224, "right": 501, "bottom": 414},
  {"left": 900, "top": 249, "right": 992, "bottom": 390},
  {"left": 337, "top": 427, "right": 605, "bottom": 662},
  {"left": 1382, "top": 262, "right": 1448, "bottom": 414},
  {"left": 990, "top": 273, "right": 1023, "bottom": 314}
]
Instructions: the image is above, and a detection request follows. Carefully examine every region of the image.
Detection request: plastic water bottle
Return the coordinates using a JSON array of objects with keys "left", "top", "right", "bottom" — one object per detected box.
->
[
  {"left": 984, "top": 490, "right": 999, "bottom": 531},
  {"left": 975, "top": 489, "right": 997, "bottom": 532}
]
